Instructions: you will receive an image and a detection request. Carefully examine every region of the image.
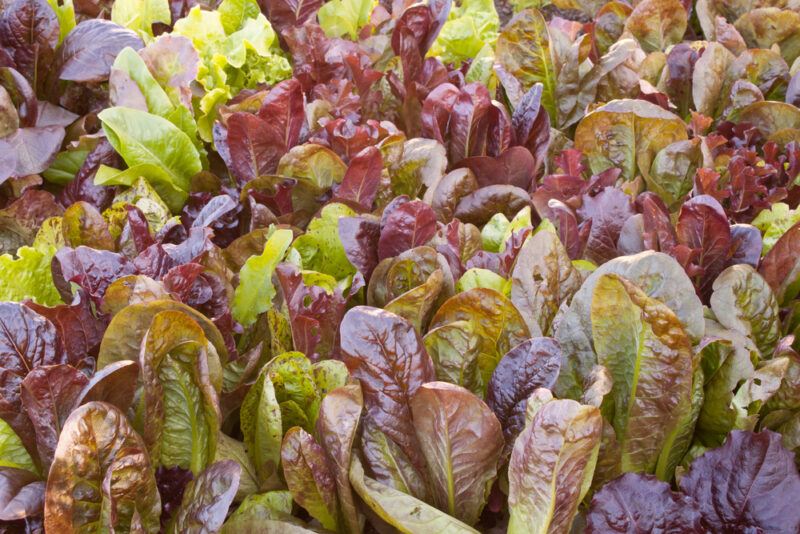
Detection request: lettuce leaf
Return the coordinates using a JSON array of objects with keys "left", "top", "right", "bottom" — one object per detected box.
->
[{"left": 429, "top": 0, "right": 499, "bottom": 65}]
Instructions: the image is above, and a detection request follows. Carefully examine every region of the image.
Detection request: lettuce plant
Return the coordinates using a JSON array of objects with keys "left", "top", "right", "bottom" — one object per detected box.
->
[{"left": 1, "top": 0, "right": 800, "bottom": 531}]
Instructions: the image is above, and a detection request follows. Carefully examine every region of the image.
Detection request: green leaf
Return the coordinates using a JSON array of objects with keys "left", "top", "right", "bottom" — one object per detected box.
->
[
  {"left": 42, "top": 149, "right": 88, "bottom": 185},
  {"left": 574, "top": 99, "right": 688, "bottom": 182},
  {"left": 218, "top": 0, "right": 260, "bottom": 33},
  {"left": 349, "top": 456, "right": 480, "bottom": 534},
  {"left": 111, "top": 0, "right": 171, "bottom": 38},
  {"left": 112, "top": 176, "right": 172, "bottom": 233},
  {"left": 495, "top": 8, "right": 556, "bottom": 122},
  {"left": 481, "top": 213, "right": 510, "bottom": 252},
  {"left": 98, "top": 107, "right": 202, "bottom": 212},
  {"left": 429, "top": 0, "right": 499, "bottom": 65},
  {"left": 317, "top": 0, "right": 374, "bottom": 39},
  {"left": 111, "top": 47, "right": 174, "bottom": 116},
  {"left": 277, "top": 145, "right": 347, "bottom": 190},
  {"left": 507, "top": 391, "right": 602, "bottom": 534},
  {"left": 590, "top": 274, "right": 694, "bottom": 480},
  {"left": 140, "top": 310, "right": 220, "bottom": 474},
  {"left": 710, "top": 265, "right": 780, "bottom": 358},
  {"left": 456, "top": 268, "right": 509, "bottom": 296},
  {"left": 623, "top": 0, "right": 688, "bottom": 53},
  {"left": 423, "top": 321, "right": 484, "bottom": 396},
  {"left": 430, "top": 288, "right": 530, "bottom": 387},
  {"left": 555, "top": 251, "right": 704, "bottom": 400},
  {"left": 232, "top": 228, "right": 293, "bottom": 326},
  {"left": 0, "top": 418, "right": 37, "bottom": 474},
  {"left": 0, "top": 245, "right": 62, "bottom": 305},
  {"left": 291, "top": 204, "right": 357, "bottom": 280},
  {"left": 510, "top": 228, "right": 582, "bottom": 336},
  {"left": 752, "top": 203, "right": 800, "bottom": 254},
  {"left": 222, "top": 491, "right": 294, "bottom": 532},
  {"left": 241, "top": 368, "right": 283, "bottom": 491},
  {"left": 46, "top": 0, "right": 75, "bottom": 44}
]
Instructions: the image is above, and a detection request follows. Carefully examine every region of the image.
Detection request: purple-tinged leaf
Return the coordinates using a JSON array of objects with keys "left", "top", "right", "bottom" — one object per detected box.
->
[
  {"left": 586, "top": 473, "right": 704, "bottom": 533},
  {"left": 75, "top": 360, "right": 139, "bottom": 414},
  {"left": 339, "top": 215, "right": 380, "bottom": 281},
  {"left": 458, "top": 146, "right": 535, "bottom": 190},
  {"left": 44, "top": 402, "right": 161, "bottom": 533},
  {"left": 0, "top": 0, "right": 59, "bottom": 89},
  {"left": 276, "top": 263, "right": 358, "bottom": 361},
  {"left": 20, "top": 365, "right": 88, "bottom": 470},
  {"left": 335, "top": 146, "right": 382, "bottom": 211},
  {"left": 680, "top": 430, "right": 800, "bottom": 532},
  {"left": 377, "top": 200, "right": 437, "bottom": 260},
  {"left": 577, "top": 187, "right": 635, "bottom": 265},
  {"left": 676, "top": 194, "right": 732, "bottom": 299},
  {"left": 340, "top": 306, "right": 435, "bottom": 477},
  {"left": 226, "top": 113, "right": 285, "bottom": 185},
  {"left": 55, "top": 20, "right": 143, "bottom": 83},
  {"left": 410, "top": 382, "right": 503, "bottom": 525},
  {"left": 486, "top": 338, "right": 562, "bottom": 451},
  {"left": 168, "top": 460, "right": 240, "bottom": 534},
  {"left": 51, "top": 246, "right": 138, "bottom": 306},
  {"left": 281, "top": 427, "right": 339, "bottom": 531},
  {"left": 0, "top": 467, "right": 44, "bottom": 521},
  {"left": 257, "top": 78, "right": 306, "bottom": 150}
]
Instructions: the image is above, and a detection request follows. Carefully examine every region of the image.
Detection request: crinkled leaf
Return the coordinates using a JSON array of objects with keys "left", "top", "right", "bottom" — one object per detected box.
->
[
  {"left": 574, "top": 99, "right": 687, "bottom": 182},
  {"left": 507, "top": 392, "right": 602, "bottom": 534},
  {"left": 485, "top": 338, "right": 562, "bottom": 452},
  {"left": 140, "top": 311, "right": 220, "bottom": 474},
  {"left": 623, "top": 0, "right": 687, "bottom": 53},
  {"left": 680, "top": 430, "right": 800, "bottom": 532},
  {"left": 430, "top": 288, "right": 530, "bottom": 386},
  {"left": 20, "top": 365, "right": 88, "bottom": 471},
  {"left": 316, "top": 383, "right": 363, "bottom": 534},
  {"left": 281, "top": 427, "right": 338, "bottom": 531},
  {"left": 591, "top": 274, "right": 694, "bottom": 480},
  {"left": 710, "top": 265, "right": 780, "bottom": 358},
  {"left": 44, "top": 402, "right": 161, "bottom": 533},
  {"left": 586, "top": 473, "right": 704, "bottom": 533},
  {"left": 340, "top": 306, "right": 435, "bottom": 477},
  {"left": 232, "top": 228, "right": 293, "bottom": 327},
  {"left": 510, "top": 228, "right": 582, "bottom": 336},
  {"left": 168, "top": 460, "right": 241, "bottom": 534}
]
